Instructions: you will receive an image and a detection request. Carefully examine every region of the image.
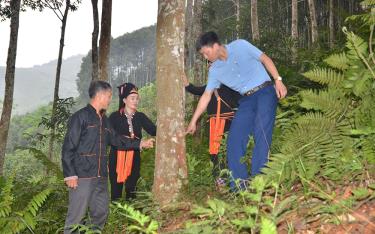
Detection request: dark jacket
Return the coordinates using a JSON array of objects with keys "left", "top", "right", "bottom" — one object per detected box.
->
[
  {"left": 61, "top": 104, "right": 141, "bottom": 179},
  {"left": 185, "top": 83, "right": 241, "bottom": 115},
  {"left": 109, "top": 111, "right": 156, "bottom": 141}
]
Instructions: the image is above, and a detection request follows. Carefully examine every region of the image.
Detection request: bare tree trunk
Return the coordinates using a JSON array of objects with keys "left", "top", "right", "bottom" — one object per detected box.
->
[
  {"left": 329, "top": 0, "right": 334, "bottom": 48},
  {"left": 99, "top": 0, "right": 112, "bottom": 81},
  {"left": 153, "top": 0, "right": 187, "bottom": 207},
  {"left": 91, "top": 0, "right": 99, "bottom": 80},
  {"left": 235, "top": 0, "right": 240, "bottom": 39},
  {"left": 308, "top": 0, "right": 318, "bottom": 44},
  {"left": 0, "top": 0, "right": 21, "bottom": 176},
  {"left": 184, "top": 0, "right": 193, "bottom": 75},
  {"left": 251, "top": 0, "right": 260, "bottom": 41},
  {"left": 291, "top": 0, "right": 298, "bottom": 63},
  {"left": 48, "top": 0, "right": 70, "bottom": 160},
  {"left": 193, "top": 0, "right": 203, "bottom": 84}
]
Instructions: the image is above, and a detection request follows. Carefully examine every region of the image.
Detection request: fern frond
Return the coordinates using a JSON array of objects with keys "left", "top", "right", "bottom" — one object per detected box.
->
[
  {"left": 303, "top": 68, "right": 344, "bottom": 87},
  {"left": 299, "top": 89, "right": 347, "bottom": 118},
  {"left": 324, "top": 53, "right": 350, "bottom": 71},
  {"left": 344, "top": 29, "right": 369, "bottom": 60},
  {"left": 0, "top": 176, "right": 14, "bottom": 218}
]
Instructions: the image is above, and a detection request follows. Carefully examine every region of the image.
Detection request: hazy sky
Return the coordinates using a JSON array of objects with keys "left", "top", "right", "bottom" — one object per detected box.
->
[{"left": 0, "top": 0, "right": 157, "bottom": 68}]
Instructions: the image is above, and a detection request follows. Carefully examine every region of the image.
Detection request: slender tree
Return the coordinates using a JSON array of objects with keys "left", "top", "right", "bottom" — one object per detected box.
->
[
  {"left": 250, "top": 0, "right": 259, "bottom": 41},
  {"left": 184, "top": 0, "right": 193, "bottom": 74},
  {"left": 291, "top": 0, "right": 298, "bottom": 62},
  {"left": 153, "top": 0, "right": 187, "bottom": 206},
  {"left": 329, "top": 0, "right": 334, "bottom": 48},
  {"left": 46, "top": 0, "right": 78, "bottom": 161},
  {"left": 91, "top": 0, "right": 99, "bottom": 80},
  {"left": 0, "top": 0, "right": 21, "bottom": 176},
  {"left": 98, "top": 0, "right": 112, "bottom": 81},
  {"left": 234, "top": 0, "right": 240, "bottom": 39},
  {"left": 193, "top": 0, "right": 203, "bottom": 84},
  {"left": 308, "top": 0, "right": 318, "bottom": 44}
]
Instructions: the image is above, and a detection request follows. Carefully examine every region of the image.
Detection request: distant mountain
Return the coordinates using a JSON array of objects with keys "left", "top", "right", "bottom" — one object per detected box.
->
[{"left": 0, "top": 55, "right": 83, "bottom": 115}]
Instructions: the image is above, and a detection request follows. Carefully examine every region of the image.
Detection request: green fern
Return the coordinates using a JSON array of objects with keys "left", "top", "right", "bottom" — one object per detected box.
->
[
  {"left": 260, "top": 217, "right": 277, "bottom": 234},
  {"left": 299, "top": 89, "right": 347, "bottom": 118},
  {"left": 302, "top": 68, "right": 344, "bottom": 87},
  {"left": 0, "top": 176, "right": 14, "bottom": 218},
  {"left": 113, "top": 202, "right": 159, "bottom": 234},
  {"left": 324, "top": 52, "right": 350, "bottom": 71},
  {"left": 0, "top": 177, "right": 52, "bottom": 234}
]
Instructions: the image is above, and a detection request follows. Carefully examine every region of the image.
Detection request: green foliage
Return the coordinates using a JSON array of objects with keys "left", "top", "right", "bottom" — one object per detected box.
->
[
  {"left": 112, "top": 202, "right": 159, "bottom": 234},
  {"left": 0, "top": 176, "right": 52, "bottom": 234},
  {"left": 39, "top": 97, "right": 75, "bottom": 142},
  {"left": 260, "top": 217, "right": 277, "bottom": 234},
  {"left": 302, "top": 68, "right": 344, "bottom": 87}
]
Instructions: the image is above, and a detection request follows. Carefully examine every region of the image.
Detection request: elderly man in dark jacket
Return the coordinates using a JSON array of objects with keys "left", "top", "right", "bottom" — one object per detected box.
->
[{"left": 62, "top": 80, "right": 154, "bottom": 233}]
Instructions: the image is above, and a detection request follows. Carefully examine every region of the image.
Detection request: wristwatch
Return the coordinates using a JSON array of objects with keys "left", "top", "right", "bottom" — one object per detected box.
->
[{"left": 275, "top": 76, "right": 282, "bottom": 81}]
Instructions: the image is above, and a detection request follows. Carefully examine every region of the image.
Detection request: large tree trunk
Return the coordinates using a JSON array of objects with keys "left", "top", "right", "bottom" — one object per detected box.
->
[
  {"left": 234, "top": 0, "right": 240, "bottom": 39},
  {"left": 329, "top": 0, "right": 334, "bottom": 48},
  {"left": 184, "top": 0, "right": 193, "bottom": 75},
  {"left": 307, "top": 0, "right": 318, "bottom": 44},
  {"left": 291, "top": 0, "right": 298, "bottom": 63},
  {"left": 98, "top": 0, "right": 112, "bottom": 81},
  {"left": 91, "top": 0, "right": 99, "bottom": 80},
  {"left": 153, "top": 0, "right": 187, "bottom": 207},
  {"left": 250, "top": 0, "right": 259, "bottom": 41},
  {"left": 48, "top": 0, "right": 70, "bottom": 160},
  {"left": 0, "top": 0, "right": 21, "bottom": 176}
]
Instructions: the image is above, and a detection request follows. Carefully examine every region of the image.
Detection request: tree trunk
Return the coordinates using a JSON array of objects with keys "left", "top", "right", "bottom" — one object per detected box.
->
[
  {"left": 251, "top": 0, "right": 260, "bottom": 41},
  {"left": 91, "top": 0, "right": 99, "bottom": 80},
  {"left": 235, "top": 0, "right": 240, "bottom": 39},
  {"left": 153, "top": 0, "right": 187, "bottom": 207},
  {"left": 308, "top": 0, "right": 318, "bottom": 44},
  {"left": 184, "top": 0, "right": 193, "bottom": 75},
  {"left": 0, "top": 0, "right": 21, "bottom": 176},
  {"left": 48, "top": 0, "right": 70, "bottom": 160},
  {"left": 99, "top": 0, "right": 112, "bottom": 81},
  {"left": 291, "top": 0, "right": 298, "bottom": 63},
  {"left": 193, "top": 0, "right": 203, "bottom": 84},
  {"left": 329, "top": 0, "right": 334, "bottom": 48}
]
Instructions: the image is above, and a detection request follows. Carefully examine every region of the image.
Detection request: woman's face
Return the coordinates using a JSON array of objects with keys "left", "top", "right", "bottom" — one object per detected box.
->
[{"left": 123, "top": 93, "right": 139, "bottom": 111}]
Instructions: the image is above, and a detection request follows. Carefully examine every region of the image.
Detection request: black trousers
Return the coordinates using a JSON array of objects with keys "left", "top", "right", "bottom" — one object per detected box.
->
[{"left": 109, "top": 150, "right": 141, "bottom": 201}]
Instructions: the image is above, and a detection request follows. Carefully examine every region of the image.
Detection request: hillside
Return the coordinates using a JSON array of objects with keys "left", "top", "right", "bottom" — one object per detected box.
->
[{"left": 0, "top": 55, "right": 83, "bottom": 115}]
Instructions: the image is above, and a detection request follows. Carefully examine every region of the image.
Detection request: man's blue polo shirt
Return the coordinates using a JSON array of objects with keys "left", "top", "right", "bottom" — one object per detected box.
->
[{"left": 205, "top": 39, "right": 271, "bottom": 95}]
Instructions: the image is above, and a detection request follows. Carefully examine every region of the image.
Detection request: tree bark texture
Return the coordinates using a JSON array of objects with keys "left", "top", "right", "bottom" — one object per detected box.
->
[
  {"left": 329, "top": 0, "right": 334, "bottom": 48},
  {"left": 235, "top": 0, "right": 240, "bottom": 39},
  {"left": 99, "top": 0, "right": 112, "bottom": 81},
  {"left": 91, "top": 0, "right": 99, "bottom": 80},
  {"left": 153, "top": 0, "right": 187, "bottom": 207},
  {"left": 291, "top": 0, "right": 298, "bottom": 63},
  {"left": 250, "top": 0, "right": 259, "bottom": 41},
  {"left": 308, "top": 0, "right": 318, "bottom": 44},
  {"left": 0, "top": 0, "right": 21, "bottom": 176},
  {"left": 193, "top": 0, "right": 203, "bottom": 84},
  {"left": 184, "top": 0, "right": 193, "bottom": 75}
]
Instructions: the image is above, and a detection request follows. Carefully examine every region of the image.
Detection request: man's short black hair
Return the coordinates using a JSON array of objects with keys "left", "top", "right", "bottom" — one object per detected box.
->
[
  {"left": 88, "top": 80, "right": 112, "bottom": 99},
  {"left": 196, "top": 31, "right": 221, "bottom": 51}
]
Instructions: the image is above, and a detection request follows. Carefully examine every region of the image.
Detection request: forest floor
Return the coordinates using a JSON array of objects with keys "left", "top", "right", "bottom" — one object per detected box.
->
[{"left": 157, "top": 184, "right": 375, "bottom": 233}]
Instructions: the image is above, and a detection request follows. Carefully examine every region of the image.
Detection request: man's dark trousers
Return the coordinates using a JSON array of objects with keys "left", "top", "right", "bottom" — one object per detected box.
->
[
  {"left": 227, "top": 85, "right": 278, "bottom": 188},
  {"left": 64, "top": 177, "right": 109, "bottom": 233}
]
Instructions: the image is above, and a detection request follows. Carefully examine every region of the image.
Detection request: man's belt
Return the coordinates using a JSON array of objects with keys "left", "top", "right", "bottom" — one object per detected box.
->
[{"left": 243, "top": 81, "right": 273, "bottom": 96}]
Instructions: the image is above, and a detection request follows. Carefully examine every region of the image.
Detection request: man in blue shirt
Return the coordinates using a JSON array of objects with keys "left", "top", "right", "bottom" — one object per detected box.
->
[{"left": 186, "top": 32, "right": 287, "bottom": 189}]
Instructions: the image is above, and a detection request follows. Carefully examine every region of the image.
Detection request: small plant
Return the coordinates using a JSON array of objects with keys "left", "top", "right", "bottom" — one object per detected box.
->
[
  {"left": 0, "top": 175, "right": 52, "bottom": 234},
  {"left": 112, "top": 202, "right": 159, "bottom": 234}
]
